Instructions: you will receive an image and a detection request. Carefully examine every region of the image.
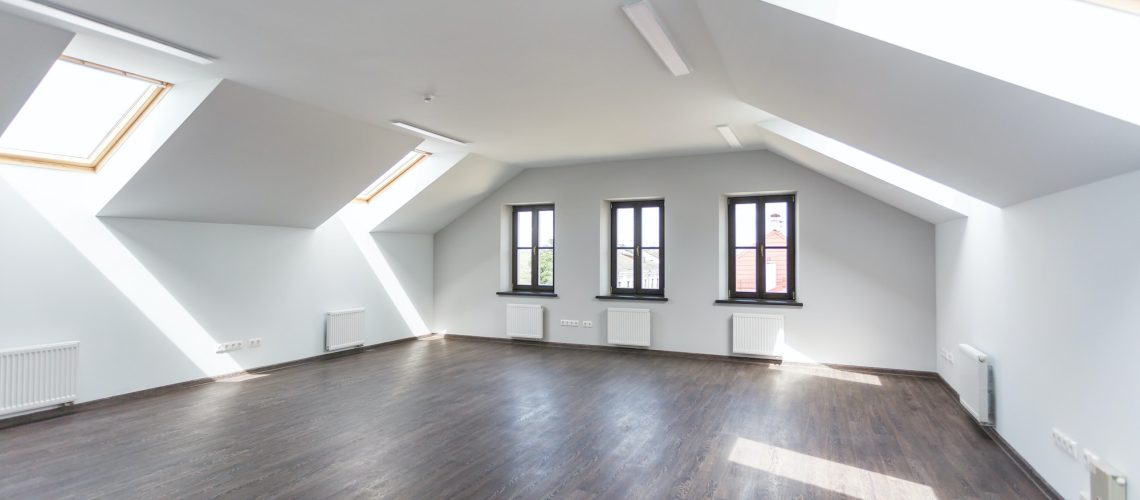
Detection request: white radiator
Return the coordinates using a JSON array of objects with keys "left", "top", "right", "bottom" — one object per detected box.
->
[
  {"left": 506, "top": 304, "right": 543, "bottom": 339},
  {"left": 956, "top": 344, "right": 993, "bottom": 425},
  {"left": 326, "top": 308, "right": 366, "bottom": 351},
  {"left": 1, "top": 341, "right": 79, "bottom": 418},
  {"left": 607, "top": 308, "right": 651, "bottom": 347},
  {"left": 732, "top": 313, "right": 783, "bottom": 357}
]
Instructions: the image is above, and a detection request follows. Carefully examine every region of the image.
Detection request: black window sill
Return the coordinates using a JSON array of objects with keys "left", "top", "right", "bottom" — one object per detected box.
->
[
  {"left": 595, "top": 295, "right": 669, "bottom": 302},
  {"left": 496, "top": 291, "right": 558, "bottom": 298},
  {"left": 715, "top": 298, "right": 804, "bottom": 307}
]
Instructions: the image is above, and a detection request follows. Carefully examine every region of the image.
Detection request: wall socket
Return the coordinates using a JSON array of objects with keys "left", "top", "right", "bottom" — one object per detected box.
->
[
  {"left": 582, "top": 320, "right": 593, "bottom": 328},
  {"left": 216, "top": 341, "right": 244, "bottom": 353},
  {"left": 1052, "top": 428, "right": 1079, "bottom": 459},
  {"left": 248, "top": 338, "right": 262, "bottom": 348},
  {"left": 560, "top": 319, "right": 581, "bottom": 327}
]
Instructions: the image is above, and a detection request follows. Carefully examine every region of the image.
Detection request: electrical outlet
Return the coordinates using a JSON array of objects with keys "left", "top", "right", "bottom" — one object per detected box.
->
[
  {"left": 216, "top": 341, "right": 244, "bottom": 353},
  {"left": 1052, "top": 428, "right": 1079, "bottom": 459},
  {"left": 582, "top": 320, "right": 593, "bottom": 328},
  {"left": 570, "top": 320, "right": 580, "bottom": 327},
  {"left": 248, "top": 338, "right": 262, "bottom": 348}
]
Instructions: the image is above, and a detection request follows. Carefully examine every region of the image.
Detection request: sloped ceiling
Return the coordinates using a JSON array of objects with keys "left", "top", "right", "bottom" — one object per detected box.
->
[
  {"left": 14, "top": 0, "right": 770, "bottom": 167},
  {"left": 99, "top": 80, "right": 420, "bottom": 228},
  {"left": 699, "top": 0, "right": 1140, "bottom": 207},
  {"left": 0, "top": 12, "right": 72, "bottom": 133},
  {"left": 757, "top": 120, "right": 963, "bottom": 224},
  {"left": 373, "top": 154, "right": 521, "bottom": 234}
]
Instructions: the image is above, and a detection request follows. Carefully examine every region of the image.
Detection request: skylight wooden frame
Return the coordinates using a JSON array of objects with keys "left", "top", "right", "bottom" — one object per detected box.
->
[
  {"left": 354, "top": 150, "right": 432, "bottom": 203},
  {"left": 0, "top": 55, "right": 172, "bottom": 173}
]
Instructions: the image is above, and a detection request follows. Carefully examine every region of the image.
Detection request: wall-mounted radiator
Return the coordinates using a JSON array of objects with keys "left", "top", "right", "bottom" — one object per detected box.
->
[
  {"left": 506, "top": 304, "right": 543, "bottom": 339},
  {"left": 607, "top": 308, "right": 651, "bottom": 347},
  {"left": 956, "top": 343, "right": 994, "bottom": 425},
  {"left": 326, "top": 308, "right": 366, "bottom": 351},
  {"left": 732, "top": 313, "right": 783, "bottom": 357},
  {"left": 1, "top": 341, "right": 79, "bottom": 418}
]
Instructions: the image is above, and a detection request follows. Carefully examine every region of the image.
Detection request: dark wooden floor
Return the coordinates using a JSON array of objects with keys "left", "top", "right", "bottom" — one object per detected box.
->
[{"left": 0, "top": 337, "right": 1044, "bottom": 499}]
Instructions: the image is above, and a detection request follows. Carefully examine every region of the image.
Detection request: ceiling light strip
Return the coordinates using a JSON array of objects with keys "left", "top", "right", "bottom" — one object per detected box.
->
[
  {"left": 621, "top": 0, "right": 690, "bottom": 76},
  {"left": 1, "top": 0, "right": 215, "bottom": 64},
  {"left": 391, "top": 121, "right": 468, "bottom": 145}
]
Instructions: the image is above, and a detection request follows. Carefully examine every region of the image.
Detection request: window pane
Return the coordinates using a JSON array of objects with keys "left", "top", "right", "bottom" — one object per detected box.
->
[
  {"left": 615, "top": 207, "right": 634, "bottom": 247},
  {"left": 616, "top": 248, "right": 635, "bottom": 289},
  {"left": 516, "top": 249, "right": 532, "bottom": 286},
  {"left": 765, "top": 202, "right": 789, "bottom": 247},
  {"left": 641, "top": 206, "right": 660, "bottom": 248},
  {"left": 765, "top": 249, "right": 788, "bottom": 293},
  {"left": 516, "top": 210, "right": 532, "bottom": 247},
  {"left": 0, "top": 60, "right": 153, "bottom": 160},
  {"left": 734, "top": 248, "right": 757, "bottom": 293},
  {"left": 642, "top": 249, "right": 660, "bottom": 290},
  {"left": 538, "top": 249, "right": 554, "bottom": 286},
  {"left": 538, "top": 210, "right": 554, "bottom": 247},
  {"left": 733, "top": 203, "right": 756, "bottom": 247}
]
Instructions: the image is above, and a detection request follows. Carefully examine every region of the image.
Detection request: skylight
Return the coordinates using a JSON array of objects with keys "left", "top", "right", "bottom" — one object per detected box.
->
[
  {"left": 355, "top": 150, "right": 431, "bottom": 202},
  {"left": 0, "top": 56, "right": 171, "bottom": 172}
]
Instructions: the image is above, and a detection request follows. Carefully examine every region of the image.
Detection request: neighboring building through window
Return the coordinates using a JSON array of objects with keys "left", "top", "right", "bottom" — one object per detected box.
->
[
  {"left": 610, "top": 200, "right": 664, "bottom": 296},
  {"left": 0, "top": 56, "right": 171, "bottom": 172},
  {"left": 728, "top": 194, "right": 796, "bottom": 300},
  {"left": 512, "top": 204, "right": 555, "bottom": 292}
]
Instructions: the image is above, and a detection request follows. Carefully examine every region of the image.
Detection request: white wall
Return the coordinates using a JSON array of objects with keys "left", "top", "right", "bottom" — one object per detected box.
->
[
  {"left": 434, "top": 150, "right": 936, "bottom": 370},
  {"left": 0, "top": 75, "right": 433, "bottom": 405},
  {"left": 937, "top": 169, "right": 1140, "bottom": 499},
  {"left": 0, "top": 169, "right": 434, "bottom": 403}
]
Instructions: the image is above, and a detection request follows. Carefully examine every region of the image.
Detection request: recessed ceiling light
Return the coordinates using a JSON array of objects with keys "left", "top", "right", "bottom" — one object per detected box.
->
[
  {"left": 621, "top": 0, "right": 691, "bottom": 76},
  {"left": 716, "top": 125, "right": 742, "bottom": 149},
  {"left": 0, "top": 0, "right": 215, "bottom": 64},
  {"left": 391, "top": 121, "right": 468, "bottom": 146}
]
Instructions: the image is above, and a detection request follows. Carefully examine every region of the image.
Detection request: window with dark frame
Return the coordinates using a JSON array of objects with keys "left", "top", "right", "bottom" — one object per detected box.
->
[
  {"left": 610, "top": 200, "right": 664, "bottom": 296},
  {"left": 728, "top": 194, "right": 796, "bottom": 301},
  {"left": 512, "top": 205, "right": 555, "bottom": 292}
]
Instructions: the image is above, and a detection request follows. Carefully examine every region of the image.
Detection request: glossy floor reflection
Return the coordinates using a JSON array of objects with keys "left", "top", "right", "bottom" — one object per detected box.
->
[{"left": 0, "top": 337, "right": 1046, "bottom": 499}]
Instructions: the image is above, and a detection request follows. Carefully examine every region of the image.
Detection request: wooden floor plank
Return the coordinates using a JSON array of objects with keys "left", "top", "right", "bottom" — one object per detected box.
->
[{"left": 0, "top": 338, "right": 1045, "bottom": 499}]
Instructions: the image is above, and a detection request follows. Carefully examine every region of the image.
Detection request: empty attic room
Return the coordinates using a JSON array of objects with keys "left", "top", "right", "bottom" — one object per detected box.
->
[{"left": 2, "top": 0, "right": 1138, "bottom": 498}]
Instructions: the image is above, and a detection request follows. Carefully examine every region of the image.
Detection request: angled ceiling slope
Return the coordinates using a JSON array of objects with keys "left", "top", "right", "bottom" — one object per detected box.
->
[
  {"left": 0, "top": 12, "right": 73, "bottom": 133},
  {"left": 699, "top": 0, "right": 1140, "bottom": 207},
  {"left": 100, "top": 80, "right": 420, "bottom": 228},
  {"left": 758, "top": 119, "right": 964, "bottom": 224},
  {"left": 373, "top": 154, "right": 521, "bottom": 234}
]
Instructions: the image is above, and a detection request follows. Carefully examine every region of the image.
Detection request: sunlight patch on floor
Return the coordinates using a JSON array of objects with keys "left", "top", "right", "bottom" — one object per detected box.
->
[
  {"left": 729, "top": 437, "right": 937, "bottom": 500},
  {"left": 768, "top": 363, "right": 882, "bottom": 386}
]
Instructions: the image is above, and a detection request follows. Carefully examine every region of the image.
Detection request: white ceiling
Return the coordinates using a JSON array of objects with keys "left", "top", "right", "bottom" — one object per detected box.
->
[
  {"left": 11, "top": 0, "right": 773, "bottom": 167},
  {"left": 699, "top": 0, "right": 1140, "bottom": 207},
  {"left": 0, "top": 11, "right": 71, "bottom": 134},
  {"left": 99, "top": 80, "right": 420, "bottom": 228},
  {"left": 373, "top": 154, "right": 521, "bottom": 234},
  {"left": 757, "top": 120, "right": 964, "bottom": 224},
  {"left": 5, "top": 1, "right": 1140, "bottom": 232}
]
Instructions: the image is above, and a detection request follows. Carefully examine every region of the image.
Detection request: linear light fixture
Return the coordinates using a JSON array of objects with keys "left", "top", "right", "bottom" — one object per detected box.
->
[
  {"left": 621, "top": 0, "right": 690, "bottom": 76},
  {"left": 716, "top": 125, "right": 742, "bottom": 148},
  {"left": 391, "top": 121, "right": 468, "bottom": 145},
  {"left": 0, "top": 0, "right": 215, "bottom": 64}
]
